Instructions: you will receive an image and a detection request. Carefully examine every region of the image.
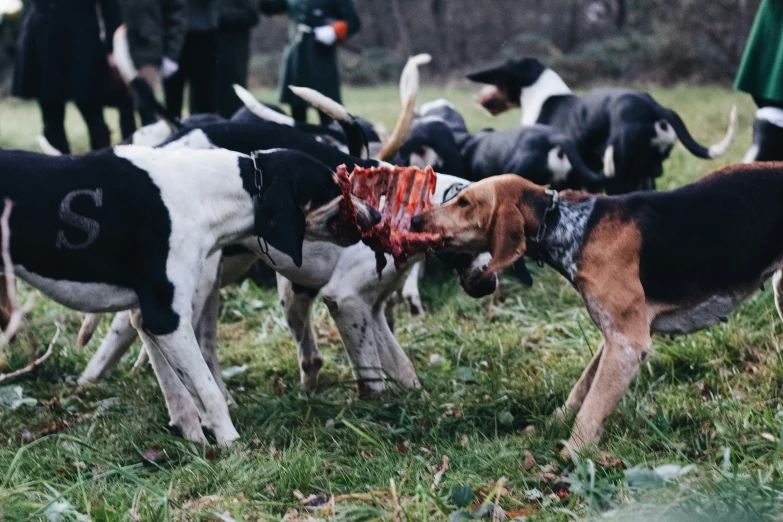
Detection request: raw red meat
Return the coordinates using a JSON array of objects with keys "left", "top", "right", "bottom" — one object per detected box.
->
[{"left": 332, "top": 164, "right": 443, "bottom": 278}]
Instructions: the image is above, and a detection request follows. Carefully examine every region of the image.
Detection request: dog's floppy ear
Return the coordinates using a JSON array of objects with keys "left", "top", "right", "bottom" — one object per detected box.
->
[
  {"left": 485, "top": 203, "right": 527, "bottom": 275},
  {"left": 256, "top": 181, "right": 306, "bottom": 267},
  {"left": 466, "top": 62, "right": 512, "bottom": 86}
]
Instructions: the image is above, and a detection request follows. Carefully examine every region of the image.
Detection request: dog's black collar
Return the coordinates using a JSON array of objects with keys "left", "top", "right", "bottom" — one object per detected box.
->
[
  {"left": 250, "top": 151, "right": 275, "bottom": 266},
  {"left": 531, "top": 189, "right": 559, "bottom": 267},
  {"left": 534, "top": 189, "right": 560, "bottom": 243}
]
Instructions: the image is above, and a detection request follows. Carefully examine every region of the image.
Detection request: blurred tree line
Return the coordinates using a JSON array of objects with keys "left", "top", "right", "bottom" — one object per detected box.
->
[
  {"left": 252, "top": 0, "right": 761, "bottom": 87},
  {"left": 0, "top": 0, "right": 762, "bottom": 92}
]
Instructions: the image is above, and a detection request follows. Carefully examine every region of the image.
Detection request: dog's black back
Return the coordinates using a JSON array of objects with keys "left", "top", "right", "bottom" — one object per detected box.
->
[
  {"left": 0, "top": 149, "right": 171, "bottom": 289},
  {"left": 162, "top": 121, "right": 377, "bottom": 172},
  {"left": 588, "top": 164, "right": 783, "bottom": 303}
]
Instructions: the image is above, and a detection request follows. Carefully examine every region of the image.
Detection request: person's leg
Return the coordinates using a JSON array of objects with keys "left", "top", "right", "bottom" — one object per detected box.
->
[
  {"left": 75, "top": 102, "right": 111, "bottom": 150},
  {"left": 39, "top": 101, "right": 70, "bottom": 154},
  {"left": 318, "top": 110, "right": 332, "bottom": 127},
  {"left": 217, "top": 29, "right": 251, "bottom": 118},
  {"left": 291, "top": 105, "right": 307, "bottom": 123},
  {"left": 164, "top": 34, "right": 190, "bottom": 118},
  {"left": 137, "top": 66, "right": 162, "bottom": 126},
  {"left": 117, "top": 96, "right": 137, "bottom": 140},
  {"left": 188, "top": 30, "right": 219, "bottom": 115}
]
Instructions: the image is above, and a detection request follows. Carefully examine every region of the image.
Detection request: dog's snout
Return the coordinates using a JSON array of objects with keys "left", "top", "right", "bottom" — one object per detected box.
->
[
  {"left": 354, "top": 199, "right": 381, "bottom": 232},
  {"left": 410, "top": 215, "right": 424, "bottom": 232}
]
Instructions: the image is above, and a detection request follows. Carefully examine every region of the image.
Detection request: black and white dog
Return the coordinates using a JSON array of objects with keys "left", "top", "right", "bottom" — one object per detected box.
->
[
  {"left": 468, "top": 58, "right": 738, "bottom": 193},
  {"left": 743, "top": 107, "right": 783, "bottom": 163},
  {"left": 399, "top": 99, "right": 607, "bottom": 191},
  {"left": 77, "top": 127, "right": 495, "bottom": 399},
  {"left": 3, "top": 146, "right": 379, "bottom": 445}
]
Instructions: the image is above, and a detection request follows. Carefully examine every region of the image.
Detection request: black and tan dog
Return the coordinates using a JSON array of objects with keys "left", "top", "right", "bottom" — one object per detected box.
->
[{"left": 411, "top": 163, "right": 783, "bottom": 453}]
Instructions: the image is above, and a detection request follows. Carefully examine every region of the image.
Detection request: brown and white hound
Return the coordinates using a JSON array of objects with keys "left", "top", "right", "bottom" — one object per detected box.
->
[{"left": 411, "top": 163, "right": 783, "bottom": 453}]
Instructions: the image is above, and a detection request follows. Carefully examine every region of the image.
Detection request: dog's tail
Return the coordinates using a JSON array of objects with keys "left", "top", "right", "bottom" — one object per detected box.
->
[
  {"left": 130, "top": 77, "right": 182, "bottom": 128},
  {"left": 559, "top": 141, "right": 608, "bottom": 192},
  {"left": 112, "top": 25, "right": 137, "bottom": 84},
  {"left": 37, "top": 135, "right": 63, "bottom": 156},
  {"left": 233, "top": 84, "right": 296, "bottom": 126},
  {"left": 657, "top": 105, "right": 738, "bottom": 159},
  {"left": 113, "top": 25, "right": 182, "bottom": 130},
  {"left": 77, "top": 313, "right": 103, "bottom": 349},
  {"left": 375, "top": 53, "right": 432, "bottom": 162},
  {"left": 287, "top": 85, "right": 369, "bottom": 157}
]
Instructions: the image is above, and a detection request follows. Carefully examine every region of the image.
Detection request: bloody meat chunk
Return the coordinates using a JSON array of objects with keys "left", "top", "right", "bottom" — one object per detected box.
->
[{"left": 330, "top": 164, "right": 444, "bottom": 277}]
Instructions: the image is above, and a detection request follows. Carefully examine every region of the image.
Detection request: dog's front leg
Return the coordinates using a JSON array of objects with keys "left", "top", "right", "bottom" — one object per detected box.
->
[
  {"left": 138, "top": 322, "right": 238, "bottom": 445},
  {"left": 372, "top": 299, "right": 420, "bottom": 389},
  {"left": 555, "top": 341, "right": 604, "bottom": 421},
  {"left": 277, "top": 275, "right": 323, "bottom": 391},
  {"left": 401, "top": 262, "right": 425, "bottom": 316},
  {"left": 321, "top": 290, "right": 386, "bottom": 396},
  {"left": 78, "top": 311, "right": 139, "bottom": 385},
  {"left": 195, "top": 276, "right": 235, "bottom": 405},
  {"left": 129, "top": 311, "right": 205, "bottom": 444},
  {"left": 564, "top": 298, "right": 650, "bottom": 455}
]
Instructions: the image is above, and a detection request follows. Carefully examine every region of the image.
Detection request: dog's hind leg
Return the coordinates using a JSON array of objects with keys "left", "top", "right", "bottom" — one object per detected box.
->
[
  {"left": 773, "top": 269, "right": 783, "bottom": 322},
  {"left": 402, "top": 262, "right": 425, "bottom": 316},
  {"left": 78, "top": 311, "right": 140, "bottom": 385},
  {"left": 277, "top": 275, "right": 323, "bottom": 391}
]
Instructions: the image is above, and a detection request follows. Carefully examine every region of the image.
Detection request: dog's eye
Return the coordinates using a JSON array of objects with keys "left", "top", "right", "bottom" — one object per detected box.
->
[{"left": 457, "top": 198, "right": 469, "bottom": 208}]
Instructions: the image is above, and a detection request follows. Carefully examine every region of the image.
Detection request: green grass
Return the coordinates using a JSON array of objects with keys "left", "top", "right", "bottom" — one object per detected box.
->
[{"left": 0, "top": 85, "right": 780, "bottom": 521}]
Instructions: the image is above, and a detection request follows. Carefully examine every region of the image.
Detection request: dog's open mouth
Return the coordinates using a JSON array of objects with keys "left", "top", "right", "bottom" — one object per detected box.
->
[{"left": 329, "top": 164, "right": 444, "bottom": 278}]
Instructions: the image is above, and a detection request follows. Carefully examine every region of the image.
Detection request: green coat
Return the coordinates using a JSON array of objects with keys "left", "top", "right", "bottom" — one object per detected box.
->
[
  {"left": 261, "top": 0, "right": 360, "bottom": 107},
  {"left": 735, "top": 0, "right": 783, "bottom": 103}
]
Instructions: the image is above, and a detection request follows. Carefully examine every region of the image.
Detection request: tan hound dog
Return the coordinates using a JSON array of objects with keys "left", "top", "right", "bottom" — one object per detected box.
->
[{"left": 412, "top": 164, "right": 783, "bottom": 453}]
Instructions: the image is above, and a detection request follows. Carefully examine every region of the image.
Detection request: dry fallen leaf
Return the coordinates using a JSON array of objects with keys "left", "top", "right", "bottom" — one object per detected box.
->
[
  {"left": 141, "top": 449, "right": 162, "bottom": 461},
  {"left": 523, "top": 450, "right": 537, "bottom": 471},
  {"left": 431, "top": 455, "right": 449, "bottom": 491}
]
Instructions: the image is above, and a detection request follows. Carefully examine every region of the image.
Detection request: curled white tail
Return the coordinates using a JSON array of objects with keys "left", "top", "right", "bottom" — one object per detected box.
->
[
  {"left": 36, "top": 135, "right": 62, "bottom": 156},
  {"left": 288, "top": 86, "right": 351, "bottom": 122},
  {"left": 399, "top": 54, "right": 431, "bottom": 106},
  {"left": 375, "top": 53, "right": 431, "bottom": 162},
  {"left": 708, "top": 105, "right": 738, "bottom": 159},
  {"left": 232, "top": 84, "right": 295, "bottom": 126},
  {"left": 112, "top": 25, "right": 137, "bottom": 83}
]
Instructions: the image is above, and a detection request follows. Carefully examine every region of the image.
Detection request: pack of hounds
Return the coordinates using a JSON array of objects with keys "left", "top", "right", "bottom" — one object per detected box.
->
[{"left": 10, "top": 41, "right": 783, "bottom": 456}]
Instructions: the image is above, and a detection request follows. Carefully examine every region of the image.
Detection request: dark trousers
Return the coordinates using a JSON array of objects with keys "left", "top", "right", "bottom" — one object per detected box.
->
[
  {"left": 754, "top": 96, "right": 783, "bottom": 110},
  {"left": 135, "top": 83, "right": 158, "bottom": 126},
  {"left": 165, "top": 30, "right": 219, "bottom": 117},
  {"left": 40, "top": 101, "right": 111, "bottom": 154},
  {"left": 291, "top": 105, "right": 332, "bottom": 126},
  {"left": 217, "top": 28, "right": 251, "bottom": 118},
  {"left": 116, "top": 97, "right": 137, "bottom": 140}
]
